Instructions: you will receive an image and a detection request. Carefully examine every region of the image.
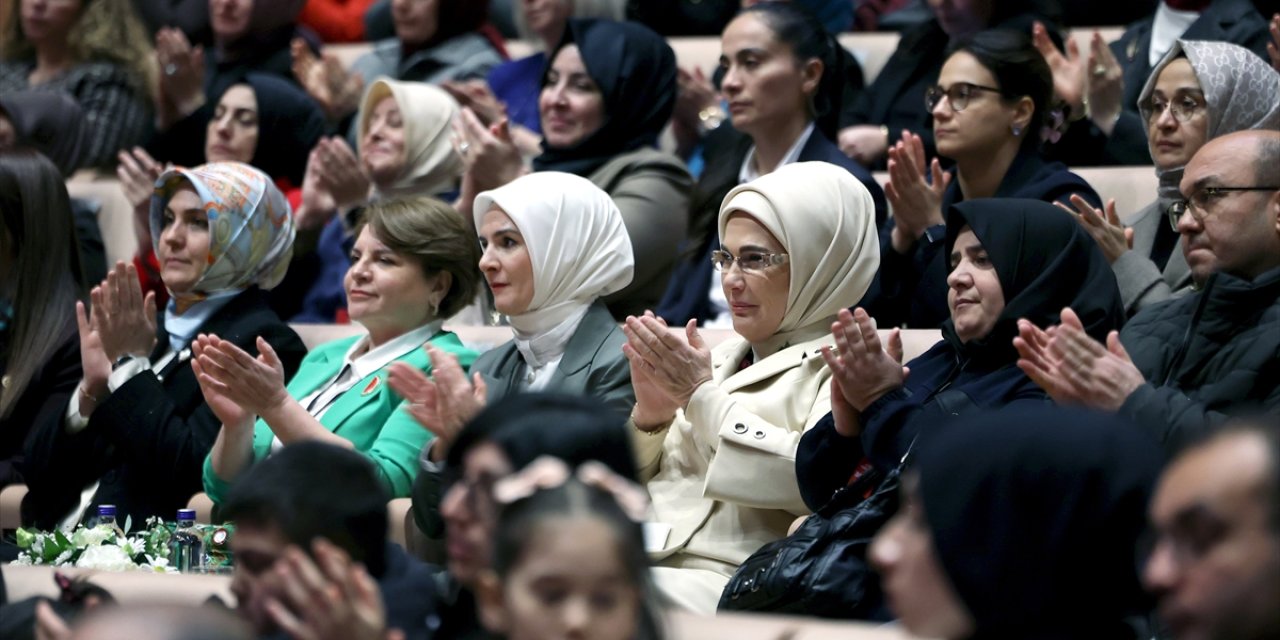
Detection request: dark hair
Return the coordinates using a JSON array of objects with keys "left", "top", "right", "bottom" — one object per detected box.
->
[
  {"left": 418, "top": 0, "right": 489, "bottom": 49},
  {"left": 446, "top": 393, "right": 638, "bottom": 483},
  {"left": 222, "top": 442, "right": 389, "bottom": 577},
  {"left": 492, "top": 479, "right": 664, "bottom": 640},
  {"left": 948, "top": 29, "right": 1055, "bottom": 151},
  {"left": 739, "top": 1, "right": 845, "bottom": 139},
  {"left": 355, "top": 197, "right": 482, "bottom": 319},
  {"left": 0, "top": 150, "right": 86, "bottom": 419}
]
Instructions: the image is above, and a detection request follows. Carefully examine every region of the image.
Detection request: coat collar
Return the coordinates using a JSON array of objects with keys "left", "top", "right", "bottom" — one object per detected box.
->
[
  {"left": 711, "top": 327, "right": 831, "bottom": 395},
  {"left": 149, "top": 288, "right": 269, "bottom": 361}
]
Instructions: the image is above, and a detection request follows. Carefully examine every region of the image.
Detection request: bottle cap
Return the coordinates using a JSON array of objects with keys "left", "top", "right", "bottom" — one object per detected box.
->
[
  {"left": 176, "top": 509, "right": 197, "bottom": 521},
  {"left": 96, "top": 504, "right": 117, "bottom": 517}
]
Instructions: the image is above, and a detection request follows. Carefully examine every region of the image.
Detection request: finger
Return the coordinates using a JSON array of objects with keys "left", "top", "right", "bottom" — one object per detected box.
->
[
  {"left": 819, "top": 345, "right": 846, "bottom": 378},
  {"left": 1065, "top": 33, "right": 1080, "bottom": 62},
  {"left": 887, "top": 328, "right": 904, "bottom": 364},
  {"left": 1106, "top": 331, "right": 1132, "bottom": 362},
  {"left": 1104, "top": 199, "right": 1121, "bottom": 226},
  {"left": 472, "top": 372, "right": 487, "bottom": 400},
  {"left": 639, "top": 315, "right": 684, "bottom": 351},
  {"left": 853, "top": 308, "right": 882, "bottom": 354},
  {"left": 264, "top": 598, "right": 314, "bottom": 640},
  {"left": 76, "top": 301, "right": 91, "bottom": 337},
  {"left": 685, "top": 319, "right": 707, "bottom": 352},
  {"left": 143, "top": 290, "right": 157, "bottom": 323},
  {"left": 1060, "top": 307, "right": 1085, "bottom": 332},
  {"left": 257, "top": 336, "right": 281, "bottom": 370},
  {"left": 929, "top": 158, "right": 948, "bottom": 194}
]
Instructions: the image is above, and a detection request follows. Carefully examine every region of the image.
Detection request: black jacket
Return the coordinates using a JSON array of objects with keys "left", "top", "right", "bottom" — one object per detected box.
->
[
  {"left": 20, "top": 288, "right": 306, "bottom": 529},
  {"left": 656, "top": 125, "right": 886, "bottom": 326},
  {"left": 0, "top": 323, "right": 79, "bottom": 490},
  {"left": 863, "top": 150, "right": 1101, "bottom": 329},
  {"left": 1119, "top": 265, "right": 1280, "bottom": 453},
  {"left": 1049, "top": 0, "right": 1271, "bottom": 166}
]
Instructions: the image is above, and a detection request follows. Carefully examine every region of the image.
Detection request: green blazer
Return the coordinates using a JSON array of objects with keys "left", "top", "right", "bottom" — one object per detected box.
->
[{"left": 202, "top": 330, "right": 477, "bottom": 504}]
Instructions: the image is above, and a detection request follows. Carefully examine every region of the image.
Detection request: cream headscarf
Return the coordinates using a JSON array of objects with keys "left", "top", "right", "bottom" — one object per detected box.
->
[
  {"left": 1138, "top": 40, "right": 1280, "bottom": 206},
  {"left": 474, "top": 172, "right": 634, "bottom": 360},
  {"left": 357, "top": 78, "right": 463, "bottom": 198},
  {"left": 718, "top": 162, "right": 881, "bottom": 351}
]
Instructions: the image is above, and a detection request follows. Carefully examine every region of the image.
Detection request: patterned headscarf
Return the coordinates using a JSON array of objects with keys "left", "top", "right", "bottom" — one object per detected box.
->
[
  {"left": 1138, "top": 40, "right": 1280, "bottom": 206},
  {"left": 150, "top": 162, "right": 295, "bottom": 313}
]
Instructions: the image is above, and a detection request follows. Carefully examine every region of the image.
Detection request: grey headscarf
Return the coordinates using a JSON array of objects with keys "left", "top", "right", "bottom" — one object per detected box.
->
[{"left": 1137, "top": 40, "right": 1280, "bottom": 206}]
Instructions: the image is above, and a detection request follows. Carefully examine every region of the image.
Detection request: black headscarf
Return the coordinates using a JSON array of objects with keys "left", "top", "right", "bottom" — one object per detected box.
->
[
  {"left": 0, "top": 92, "right": 85, "bottom": 176},
  {"left": 942, "top": 198, "right": 1124, "bottom": 364},
  {"left": 916, "top": 406, "right": 1163, "bottom": 639},
  {"left": 239, "top": 73, "right": 324, "bottom": 186},
  {"left": 530, "top": 19, "right": 676, "bottom": 177}
]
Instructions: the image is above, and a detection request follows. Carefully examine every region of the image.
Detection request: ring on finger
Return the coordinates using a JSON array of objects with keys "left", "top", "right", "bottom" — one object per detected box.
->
[
  {"left": 458, "top": 141, "right": 470, "bottom": 156},
  {"left": 1092, "top": 64, "right": 1107, "bottom": 77},
  {"left": 164, "top": 63, "right": 178, "bottom": 76}
]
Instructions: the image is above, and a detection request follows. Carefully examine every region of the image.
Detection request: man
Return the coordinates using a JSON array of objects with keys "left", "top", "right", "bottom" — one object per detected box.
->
[
  {"left": 1145, "top": 422, "right": 1280, "bottom": 639},
  {"left": 221, "top": 442, "right": 435, "bottom": 640},
  {"left": 1016, "top": 130, "right": 1280, "bottom": 452}
]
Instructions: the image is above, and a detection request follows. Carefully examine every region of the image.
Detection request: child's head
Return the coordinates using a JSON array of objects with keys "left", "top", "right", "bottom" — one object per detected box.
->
[{"left": 475, "top": 478, "right": 664, "bottom": 640}]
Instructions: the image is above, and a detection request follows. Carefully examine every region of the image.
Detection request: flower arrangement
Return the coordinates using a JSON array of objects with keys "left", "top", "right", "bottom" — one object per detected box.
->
[{"left": 10, "top": 517, "right": 177, "bottom": 572}]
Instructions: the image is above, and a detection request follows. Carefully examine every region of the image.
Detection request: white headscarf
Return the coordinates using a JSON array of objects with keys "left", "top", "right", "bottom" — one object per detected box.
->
[
  {"left": 718, "top": 162, "right": 881, "bottom": 350},
  {"left": 474, "top": 172, "right": 634, "bottom": 361},
  {"left": 358, "top": 78, "right": 463, "bottom": 198}
]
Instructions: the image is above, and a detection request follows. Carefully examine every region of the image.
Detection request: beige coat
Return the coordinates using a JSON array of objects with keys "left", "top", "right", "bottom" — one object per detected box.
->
[{"left": 633, "top": 327, "right": 832, "bottom": 578}]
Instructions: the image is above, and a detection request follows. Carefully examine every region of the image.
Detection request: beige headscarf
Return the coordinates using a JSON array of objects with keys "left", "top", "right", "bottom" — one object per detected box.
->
[
  {"left": 357, "top": 78, "right": 462, "bottom": 198},
  {"left": 718, "top": 162, "right": 881, "bottom": 349}
]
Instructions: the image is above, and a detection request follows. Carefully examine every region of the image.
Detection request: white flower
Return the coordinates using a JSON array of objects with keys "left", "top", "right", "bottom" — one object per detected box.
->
[
  {"left": 120, "top": 537, "right": 145, "bottom": 557},
  {"left": 54, "top": 549, "right": 74, "bottom": 566},
  {"left": 32, "top": 537, "right": 44, "bottom": 555},
  {"left": 11, "top": 554, "right": 33, "bottom": 566},
  {"left": 142, "top": 556, "right": 178, "bottom": 574},
  {"left": 72, "top": 526, "right": 114, "bottom": 547},
  {"left": 75, "top": 545, "right": 136, "bottom": 572}
]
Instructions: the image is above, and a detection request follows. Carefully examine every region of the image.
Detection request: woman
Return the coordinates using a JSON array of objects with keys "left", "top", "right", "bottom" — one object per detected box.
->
[
  {"left": 432, "top": 393, "right": 642, "bottom": 639},
  {"left": 455, "top": 18, "right": 693, "bottom": 319},
  {"left": 870, "top": 406, "right": 1161, "bottom": 638},
  {"left": 657, "top": 2, "right": 886, "bottom": 327},
  {"left": 21, "top": 162, "right": 306, "bottom": 530},
  {"left": 866, "top": 29, "right": 1102, "bottom": 329},
  {"left": 292, "top": 78, "right": 464, "bottom": 323},
  {"left": 446, "top": 0, "right": 624, "bottom": 156},
  {"left": 290, "top": 0, "right": 502, "bottom": 127},
  {"left": 797, "top": 199, "right": 1125, "bottom": 511},
  {"left": 0, "top": 151, "right": 85, "bottom": 491},
  {"left": 623, "top": 161, "right": 880, "bottom": 614},
  {"left": 0, "top": 0, "right": 154, "bottom": 169},
  {"left": 198, "top": 196, "right": 482, "bottom": 504},
  {"left": 119, "top": 73, "right": 326, "bottom": 313},
  {"left": 837, "top": 0, "right": 1060, "bottom": 168},
  {"left": 389, "top": 171, "right": 635, "bottom": 466},
  {"left": 1066, "top": 40, "right": 1280, "bottom": 316}
]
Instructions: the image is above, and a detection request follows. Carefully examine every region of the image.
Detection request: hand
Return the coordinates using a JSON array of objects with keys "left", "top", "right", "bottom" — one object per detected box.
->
[
  {"left": 192, "top": 335, "right": 254, "bottom": 431},
  {"left": 442, "top": 79, "right": 508, "bottom": 126},
  {"left": 291, "top": 38, "right": 365, "bottom": 122},
  {"left": 455, "top": 107, "right": 524, "bottom": 194},
  {"left": 117, "top": 147, "right": 166, "bottom": 250},
  {"left": 622, "top": 314, "right": 713, "bottom": 410},
  {"left": 1031, "top": 20, "right": 1085, "bottom": 112},
  {"left": 315, "top": 137, "right": 372, "bottom": 209},
  {"left": 837, "top": 125, "right": 890, "bottom": 167},
  {"left": 1085, "top": 32, "right": 1125, "bottom": 135},
  {"left": 884, "top": 131, "right": 948, "bottom": 252},
  {"left": 75, "top": 300, "right": 112, "bottom": 410},
  {"left": 266, "top": 540, "right": 399, "bottom": 640},
  {"left": 192, "top": 334, "right": 291, "bottom": 418},
  {"left": 297, "top": 144, "right": 338, "bottom": 231},
  {"left": 1059, "top": 195, "right": 1131, "bottom": 264},
  {"left": 1267, "top": 14, "right": 1280, "bottom": 73},
  {"left": 90, "top": 262, "right": 158, "bottom": 362},
  {"left": 155, "top": 27, "right": 206, "bottom": 128},
  {"left": 1015, "top": 308, "right": 1145, "bottom": 411},
  {"left": 34, "top": 600, "right": 71, "bottom": 640},
  {"left": 620, "top": 314, "right": 682, "bottom": 430},
  {"left": 820, "top": 308, "right": 909, "bottom": 413},
  {"left": 388, "top": 346, "right": 486, "bottom": 460},
  {"left": 672, "top": 66, "right": 717, "bottom": 130}
]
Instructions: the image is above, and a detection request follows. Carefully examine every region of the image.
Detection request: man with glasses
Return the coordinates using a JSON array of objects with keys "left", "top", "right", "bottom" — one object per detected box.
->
[
  {"left": 1015, "top": 129, "right": 1280, "bottom": 453},
  {"left": 1144, "top": 420, "right": 1280, "bottom": 639}
]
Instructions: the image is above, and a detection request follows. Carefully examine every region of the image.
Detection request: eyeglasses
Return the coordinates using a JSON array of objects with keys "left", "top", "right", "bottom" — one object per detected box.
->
[
  {"left": 1166, "top": 186, "right": 1280, "bottom": 231},
  {"left": 711, "top": 249, "right": 789, "bottom": 273},
  {"left": 924, "top": 82, "right": 1003, "bottom": 113},
  {"left": 1145, "top": 95, "right": 1204, "bottom": 125},
  {"left": 442, "top": 468, "right": 499, "bottom": 517}
]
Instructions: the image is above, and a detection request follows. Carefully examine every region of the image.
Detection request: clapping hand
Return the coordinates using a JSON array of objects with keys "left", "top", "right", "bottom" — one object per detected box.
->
[
  {"left": 155, "top": 27, "right": 206, "bottom": 129},
  {"left": 884, "top": 131, "right": 948, "bottom": 253},
  {"left": 1059, "top": 195, "right": 1132, "bottom": 264},
  {"left": 622, "top": 313, "right": 713, "bottom": 413},
  {"left": 820, "top": 308, "right": 908, "bottom": 424},
  {"left": 387, "top": 345, "right": 487, "bottom": 460}
]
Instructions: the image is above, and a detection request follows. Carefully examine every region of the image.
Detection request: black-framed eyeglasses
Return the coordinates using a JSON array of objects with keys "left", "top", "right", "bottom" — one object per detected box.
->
[
  {"left": 442, "top": 467, "right": 500, "bottom": 517},
  {"left": 711, "top": 248, "right": 789, "bottom": 273},
  {"left": 1166, "top": 186, "right": 1280, "bottom": 231},
  {"left": 1144, "top": 95, "right": 1204, "bottom": 125},
  {"left": 924, "top": 82, "right": 1003, "bottom": 113}
]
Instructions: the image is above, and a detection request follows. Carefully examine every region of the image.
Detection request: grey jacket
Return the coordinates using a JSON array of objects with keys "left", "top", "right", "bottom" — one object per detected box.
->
[
  {"left": 473, "top": 301, "right": 635, "bottom": 418},
  {"left": 351, "top": 33, "right": 502, "bottom": 88},
  {"left": 1112, "top": 200, "right": 1193, "bottom": 316}
]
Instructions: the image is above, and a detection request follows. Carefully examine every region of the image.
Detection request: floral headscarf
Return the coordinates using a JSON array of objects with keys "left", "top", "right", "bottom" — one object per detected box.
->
[{"left": 150, "top": 162, "right": 295, "bottom": 313}]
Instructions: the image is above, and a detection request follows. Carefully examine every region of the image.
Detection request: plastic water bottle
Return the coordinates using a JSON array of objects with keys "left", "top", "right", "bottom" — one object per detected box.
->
[
  {"left": 95, "top": 505, "right": 125, "bottom": 537},
  {"left": 170, "top": 508, "right": 203, "bottom": 572}
]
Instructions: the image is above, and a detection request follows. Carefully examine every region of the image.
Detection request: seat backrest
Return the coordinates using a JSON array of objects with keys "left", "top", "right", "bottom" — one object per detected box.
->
[{"left": 66, "top": 178, "right": 138, "bottom": 267}]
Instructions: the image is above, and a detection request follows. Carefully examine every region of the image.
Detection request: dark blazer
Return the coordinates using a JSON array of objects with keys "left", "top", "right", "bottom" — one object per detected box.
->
[
  {"left": 20, "top": 288, "right": 306, "bottom": 530},
  {"left": 1050, "top": 0, "right": 1271, "bottom": 166},
  {"left": 862, "top": 151, "right": 1101, "bottom": 329},
  {"left": 0, "top": 322, "right": 80, "bottom": 490},
  {"left": 656, "top": 126, "right": 887, "bottom": 326}
]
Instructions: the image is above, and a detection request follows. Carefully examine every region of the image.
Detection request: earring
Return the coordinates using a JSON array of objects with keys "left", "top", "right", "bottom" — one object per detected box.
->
[{"left": 1011, "top": 125, "right": 1023, "bottom": 137}]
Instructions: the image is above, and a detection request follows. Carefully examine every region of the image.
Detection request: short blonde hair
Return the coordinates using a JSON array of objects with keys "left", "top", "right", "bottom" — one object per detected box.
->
[
  {"left": 1, "top": 0, "right": 156, "bottom": 99},
  {"left": 356, "top": 197, "right": 481, "bottom": 319}
]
